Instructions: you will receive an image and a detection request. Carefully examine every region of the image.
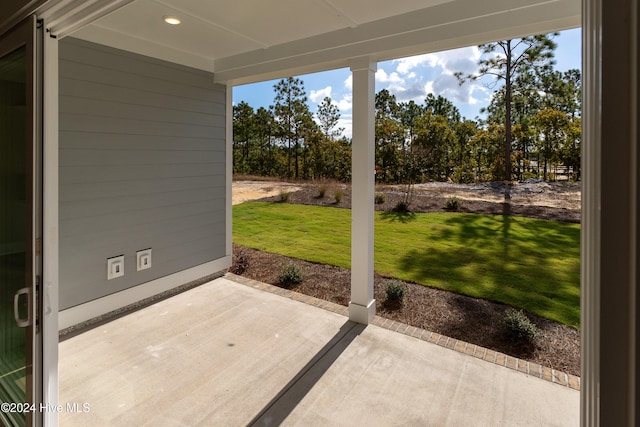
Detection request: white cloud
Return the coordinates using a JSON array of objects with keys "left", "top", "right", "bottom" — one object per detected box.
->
[
  {"left": 394, "top": 47, "right": 481, "bottom": 77},
  {"left": 424, "top": 81, "right": 434, "bottom": 94},
  {"left": 429, "top": 74, "right": 473, "bottom": 103},
  {"left": 342, "top": 46, "right": 489, "bottom": 120},
  {"left": 432, "top": 46, "right": 481, "bottom": 70},
  {"left": 344, "top": 75, "right": 352, "bottom": 90},
  {"left": 395, "top": 54, "right": 438, "bottom": 74},
  {"left": 389, "top": 80, "right": 428, "bottom": 104},
  {"left": 375, "top": 68, "right": 403, "bottom": 84},
  {"left": 375, "top": 46, "right": 488, "bottom": 109},
  {"left": 309, "top": 86, "right": 332, "bottom": 103},
  {"left": 402, "top": 46, "right": 491, "bottom": 115},
  {"left": 376, "top": 68, "right": 428, "bottom": 103},
  {"left": 336, "top": 94, "right": 352, "bottom": 112}
]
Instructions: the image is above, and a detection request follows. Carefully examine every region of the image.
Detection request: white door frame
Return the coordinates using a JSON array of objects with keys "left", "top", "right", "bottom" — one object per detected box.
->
[{"left": 41, "top": 23, "right": 59, "bottom": 427}]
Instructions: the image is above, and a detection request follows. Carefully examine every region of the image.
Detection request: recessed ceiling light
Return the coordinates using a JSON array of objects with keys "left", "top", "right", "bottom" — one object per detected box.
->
[{"left": 163, "top": 16, "right": 181, "bottom": 25}]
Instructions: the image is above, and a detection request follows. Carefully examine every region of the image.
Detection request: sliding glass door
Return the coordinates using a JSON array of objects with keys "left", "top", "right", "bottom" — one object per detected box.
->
[{"left": 0, "top": 16, "right": 39, "bottom": 427}]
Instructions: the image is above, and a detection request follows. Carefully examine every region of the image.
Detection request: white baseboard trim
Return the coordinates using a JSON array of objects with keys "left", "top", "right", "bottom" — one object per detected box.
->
[{"left": 59, "top": 256, "right": 231, "bottom": 330}]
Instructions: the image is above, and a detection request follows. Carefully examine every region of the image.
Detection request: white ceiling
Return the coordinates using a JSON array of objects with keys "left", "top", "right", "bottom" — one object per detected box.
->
[
  {"left": 58, "top": 0, "right": 580, "bottom": 84},
  {"left": 72, "top": 0, "right": 451, "bottom": 54}
]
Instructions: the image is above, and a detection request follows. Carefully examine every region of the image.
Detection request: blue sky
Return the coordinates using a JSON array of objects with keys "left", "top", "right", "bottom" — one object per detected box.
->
[{"left": 233, "top": 28, "right": 582, "bottom": 139}]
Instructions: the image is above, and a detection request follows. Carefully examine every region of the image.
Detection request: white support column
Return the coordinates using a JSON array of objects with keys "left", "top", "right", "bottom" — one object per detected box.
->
[
  {"left": 225, "top": 84, "right": 233, "bottom": 258},
  {"left": 349, "top": 57, "right": 376, "bottom": 324},
  {"left": 582, "top": 0, "right": 640, "bottom": 424}
]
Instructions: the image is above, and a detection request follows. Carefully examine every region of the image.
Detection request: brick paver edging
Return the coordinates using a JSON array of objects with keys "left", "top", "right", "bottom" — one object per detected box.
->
[{"left": 225, "top": 273, "right": 580, "bottom": 391}]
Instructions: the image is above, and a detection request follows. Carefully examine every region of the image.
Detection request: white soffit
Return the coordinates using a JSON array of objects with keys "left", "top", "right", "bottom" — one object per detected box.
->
[
  {"left": 68, "top": 0, "right": 451, "bottom": 72},
  {"left": 65, "top": 0, "right": 580, "bottom": 82}
]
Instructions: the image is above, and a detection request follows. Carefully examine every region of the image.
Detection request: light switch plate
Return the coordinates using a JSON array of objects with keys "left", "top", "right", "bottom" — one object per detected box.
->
[
  {"left": 137, "top": 248, "right": 152, "bottom": 271},
  {"left": 107, "top": 255, "right": 124, "bottom": 280}
]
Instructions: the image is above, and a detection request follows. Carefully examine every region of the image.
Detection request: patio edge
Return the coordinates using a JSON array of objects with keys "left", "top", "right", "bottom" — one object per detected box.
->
[{"left": 225, "top": 272, "right": 581, "bottom": 392}]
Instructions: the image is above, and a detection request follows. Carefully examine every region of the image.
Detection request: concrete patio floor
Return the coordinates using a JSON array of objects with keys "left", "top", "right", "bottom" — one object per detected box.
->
[{"left": 59, "top": 275, "right": 579, "bottom": 426}]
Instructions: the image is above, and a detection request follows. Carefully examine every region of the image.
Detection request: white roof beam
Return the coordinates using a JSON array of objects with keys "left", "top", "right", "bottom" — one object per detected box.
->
[{"left": 214, "top": 0, "right": 580, "bottom": 85}]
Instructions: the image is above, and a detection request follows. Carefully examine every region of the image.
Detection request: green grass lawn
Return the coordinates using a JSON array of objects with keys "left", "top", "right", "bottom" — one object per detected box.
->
[{"left": 233, "top": 202, "right": 581, "bottom": 328}]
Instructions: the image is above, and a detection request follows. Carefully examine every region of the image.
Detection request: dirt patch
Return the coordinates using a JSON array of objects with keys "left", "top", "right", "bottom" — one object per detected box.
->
[
  {"left": 232, "top": 181, "right": 303, "bottom": 205},
  {"left": 231, "top": 179, "right": 581, "bottom": 376},
  {"left": 410, "top": 181, "right": 581, "bottom": 210},
  {"left": 234, "top": 180, "right": 580, "bottom": 222}
]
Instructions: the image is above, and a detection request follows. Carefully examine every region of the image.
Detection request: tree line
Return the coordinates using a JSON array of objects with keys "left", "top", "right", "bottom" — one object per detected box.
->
[{"left": 233, "top": 33, "right": 581, "bottom": 184}]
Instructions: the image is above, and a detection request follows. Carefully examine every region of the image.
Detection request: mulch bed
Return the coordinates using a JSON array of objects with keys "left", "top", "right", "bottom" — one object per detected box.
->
[{"left": 231, "top": 183, "right": 581, "bottom": 376}]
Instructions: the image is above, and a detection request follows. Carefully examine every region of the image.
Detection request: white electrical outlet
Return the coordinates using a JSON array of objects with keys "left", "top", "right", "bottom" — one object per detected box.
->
[
  {"left": 137, "top": 248, "right": 152, "bottom": 271},
  {"left": 107, "top": 255, "right": 125, "bottom": 280}
]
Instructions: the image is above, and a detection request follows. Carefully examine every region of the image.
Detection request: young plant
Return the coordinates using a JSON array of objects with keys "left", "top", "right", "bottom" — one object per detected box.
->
[
  {"left": 279, "top": 190, "right": 290, "bottom": 202},
  {"left": 393, "top": 182, "right": 414, "bottom": 212},
  {"left": 384, "top": 280, "right": 407, "bottom": 303},
  {"left": 317, "top": 184, "right": 328, "bottom": 198},
  {"left": 278, "top": 263, "right": 304, "bottom": 287},
  {"left": 334, "top": 188, "right": 344, "bottom": 204},
  {"left": 375, "top": 192, "right": 386, "bottom": 204},
  {"left": 393, "top": 200, "right": 410, "bottom": 213},
  {"left": 446, "top": 196, "right": 463, "bottom": 211},
  {"left": 502, "top": 308, "right": 538, "bottom": 343},
  {"left": 229, "top": 249, "right": 249, "bottom": 275}
]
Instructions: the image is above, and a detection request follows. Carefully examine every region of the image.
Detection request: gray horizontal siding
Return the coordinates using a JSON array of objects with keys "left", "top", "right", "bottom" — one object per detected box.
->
[
  {"left": 58, "top": 40, "right": 216, "bottom": 92},
  {"left": 59, "top": 77, "right": 222, "bottom": 115},
  {"left": 59, "top": 37, "right": 227, "bottom": 310}
]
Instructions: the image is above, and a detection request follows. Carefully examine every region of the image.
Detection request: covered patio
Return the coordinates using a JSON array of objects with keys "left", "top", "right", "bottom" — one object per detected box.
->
[
  {"left": 59, "top": 275, "right": 578, "bottom": 426},
  {"left": 5, "top": 0, "right": 640, "bottom": 424}
]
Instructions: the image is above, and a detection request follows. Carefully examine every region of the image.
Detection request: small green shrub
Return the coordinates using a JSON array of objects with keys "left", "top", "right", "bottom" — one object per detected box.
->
[
  {"left": 334, "top": 188, "right": 344, "bottom": 204},
  {"left": 278, "top": 263, "right": 303, "bottom": 287},
  {"left": 279, "top": 190, "right": 290, "bottom": 202},
  {"left": 502, "top": 308, "right": 538, "bottom": 343},
  {"left": 229, "top": 249, "right": 249, "bottom": 275},
  {"left": 375, "top": 192, "right": 386, "bottom": 204},
  {"left": 385, "top": 280, "right": 407, "bottom": 302},
  {"left": 393, "top": 200, "right": 410, "bottom": 213},
  {"left": 317, "top": 184, "right": 328, "bottom": 198},
  {"left": 446, "top": 196, "right": 463, "bottom": 211}
]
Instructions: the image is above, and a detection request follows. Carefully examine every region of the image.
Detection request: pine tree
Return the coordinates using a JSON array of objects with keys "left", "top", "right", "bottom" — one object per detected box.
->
[
  {"left": 316, "top": 96, "right": 343, "bottom": 141},
  {"left": 457, "top": 33, "right": 558, "bottom": 188},
  {"left": 232, "top": 101, "right": 255, "bottom": 174},
  {"left": 272, "top": 77, "right": 312, "bottom": 179}
]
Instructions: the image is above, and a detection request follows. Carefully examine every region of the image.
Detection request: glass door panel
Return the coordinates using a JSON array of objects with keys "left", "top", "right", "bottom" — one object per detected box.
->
[{"left": 0, "top": 36, "right": 31, "bottom": 427}]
